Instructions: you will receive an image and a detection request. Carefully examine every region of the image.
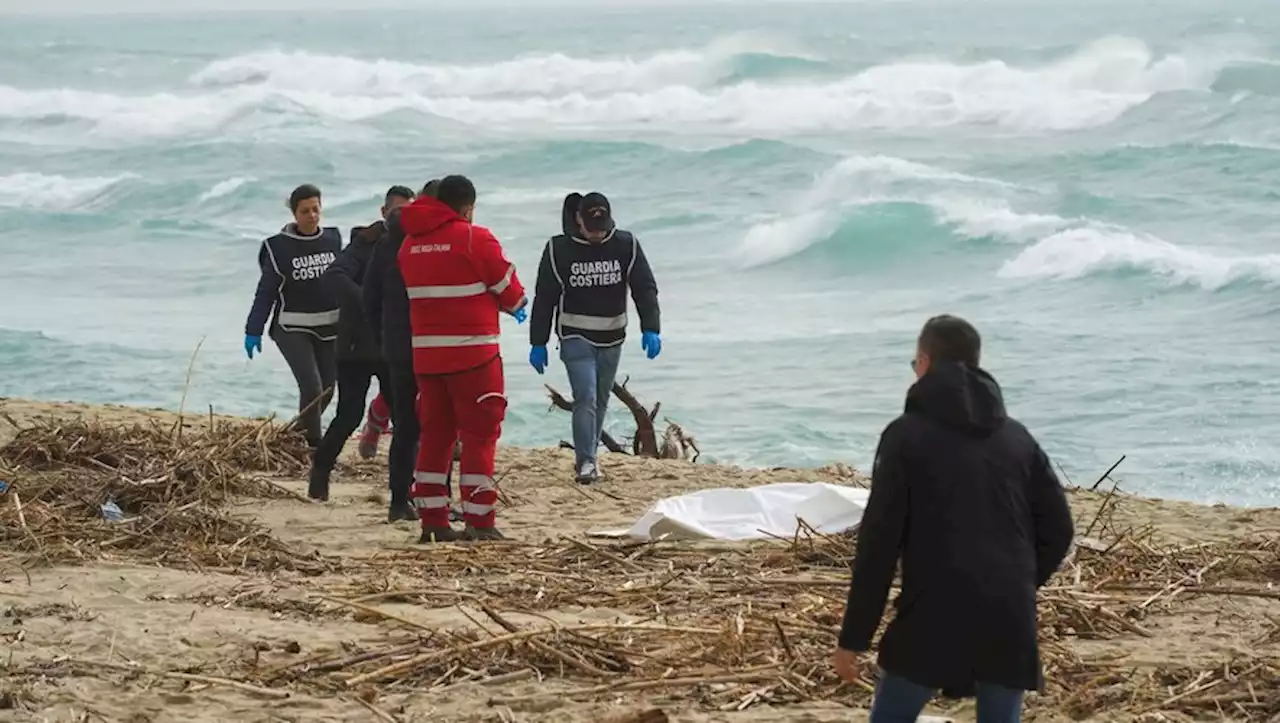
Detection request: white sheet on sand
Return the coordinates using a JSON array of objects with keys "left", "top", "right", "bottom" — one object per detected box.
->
[{"left": 590, "top": 482, "right": 872, "bottom": 541}]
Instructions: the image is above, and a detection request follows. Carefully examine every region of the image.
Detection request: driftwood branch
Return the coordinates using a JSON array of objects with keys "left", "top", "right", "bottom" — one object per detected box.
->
[
  {"left": 545, "top": 380, "right": 698, "bottom": 461},
  {"left": 661, "top": 419, "right": 700, "bottom": 463},
  {"left": 544, "top": 385, "right": 626, "bottom": 454},
  {"left": 612, "top": 377, "right": 659, "bottom": 457},
  {"left": 1089, "top": 455, "right": 1126, "bottom": 491}
]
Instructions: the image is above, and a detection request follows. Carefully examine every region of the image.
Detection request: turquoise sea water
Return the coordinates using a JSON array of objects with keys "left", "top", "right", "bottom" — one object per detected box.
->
[{"left": 2, "top": 1, "right": 1279, "bottom": 506}]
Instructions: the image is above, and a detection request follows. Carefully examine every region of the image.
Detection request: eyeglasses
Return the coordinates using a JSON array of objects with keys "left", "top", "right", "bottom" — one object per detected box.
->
[{"left": 909, "top": 358, "right": 918, "bottom": 370}]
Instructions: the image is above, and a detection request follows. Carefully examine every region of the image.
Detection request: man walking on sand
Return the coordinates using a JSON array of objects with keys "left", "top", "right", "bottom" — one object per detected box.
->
[
  {"left": 307, "top": 185, "right": 413, "bottom": 503},
  {"left": 527, "top": 192, "right": 661, "bottom": 484},
  {"left": 363, "top": 180, "right": 441, "bottom": 522},
  {"left": 398, "top": 175, "right": 527, "bottom": 543},
  {"left": 833, "top": 315, "right": 1074, "bottom": 723}
]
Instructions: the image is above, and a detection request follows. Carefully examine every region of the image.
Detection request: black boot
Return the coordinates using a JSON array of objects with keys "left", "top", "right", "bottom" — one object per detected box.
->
[
  {"left": 418, "top": 525, "right": 462, "bottom": 544},
  {"left": 463, "top": 525, "right": 506, "bottom": 541},
  {"left": 386, "top": 500, "right": 417, "bottom": 523},
  {"left": 307, "top": 465, "right": 330, "bottom": 502},
  {"left": 388, "top": 482, "right": 416, "bottom": 523}
]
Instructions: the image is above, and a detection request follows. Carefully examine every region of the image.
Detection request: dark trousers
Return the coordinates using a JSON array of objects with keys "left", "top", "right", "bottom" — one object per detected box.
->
[
  {"left": 312, "top": 359, "right": 390, "bottom": 477},
  {"left": 385, "top": 357, "right": 420, "bottom": 506},
  {"left": 272, "top": 327, "right": 336, "bottom": 446}
]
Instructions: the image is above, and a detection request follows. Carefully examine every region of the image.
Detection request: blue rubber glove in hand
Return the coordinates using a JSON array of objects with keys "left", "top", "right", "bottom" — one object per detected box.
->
[
  {"left": 512, "top": 307, "right": 528, "bottom": 324},
  {"left": 641, "top": 331, "right": 661, "bottom": 360},
  {"left": 244, "top": 335, "right": 262, "bottom": 360},
  {"left": 529, "top": 345, "right": 548, "bottom": 374}
]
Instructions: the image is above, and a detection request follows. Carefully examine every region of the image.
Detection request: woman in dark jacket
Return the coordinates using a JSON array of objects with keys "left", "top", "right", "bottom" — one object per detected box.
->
[
  {"left": 307, "top": 185, "right": 414, "bottom": 506},
  {"left": 244, "top": 184, "right": 342, "bottom": 447}
]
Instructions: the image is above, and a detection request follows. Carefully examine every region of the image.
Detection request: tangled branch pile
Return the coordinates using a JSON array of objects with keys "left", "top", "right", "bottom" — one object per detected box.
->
[
  {"left": 118, "top": 517, "right": 1270, "bottom": 719},
  {"left": 0, "top": 416, "right": 332, "bottom": 573}
]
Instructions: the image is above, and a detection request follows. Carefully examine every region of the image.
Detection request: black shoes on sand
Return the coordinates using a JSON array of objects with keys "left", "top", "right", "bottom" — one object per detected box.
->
[
  {"left": 387, "top": 501, "right": 417, "bottom": 523},
  {"left": 307, "top": 468, "right": 330, "bottom": 502},
  {"left": 417, "top": 525, "right": 506, "bottom": 544}
]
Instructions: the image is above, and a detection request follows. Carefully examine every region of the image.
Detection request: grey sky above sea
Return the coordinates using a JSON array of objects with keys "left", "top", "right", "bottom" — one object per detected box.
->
[{"left": 3, "top": 0, "right": 851, "bottom": 14}]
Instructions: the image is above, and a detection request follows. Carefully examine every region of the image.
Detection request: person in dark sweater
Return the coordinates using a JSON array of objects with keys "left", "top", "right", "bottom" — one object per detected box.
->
[
  {"left": 363, "top": 179, "right": 453, "bottom": 517},
  {"left": 833, "top": 315, "right": 1075, "bottom": 723},
  {"left": 307, "top": 185, "right": 415, "bottom": 507},
  {"left": 244, "top": 184, "right": 342, "bottom": 448},
  {"left": 528, "top": 192, "right": 661, "bottom": 484}
]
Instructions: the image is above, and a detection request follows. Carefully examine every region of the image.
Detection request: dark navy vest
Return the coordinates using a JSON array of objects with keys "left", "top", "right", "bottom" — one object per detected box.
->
[
  {"left": 263, "top": 226, "right": 341, "bottom": 339},
  {"left": 547, "top": 229, "right": 636, "bottom": 346}
]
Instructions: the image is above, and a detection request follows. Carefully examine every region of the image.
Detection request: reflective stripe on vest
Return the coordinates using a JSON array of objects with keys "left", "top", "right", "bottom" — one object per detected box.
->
[
  {"left": 277, "top": 309, "right": 341, "bottom": 327},
  {"left": 406, "top": 282, "right": 487, "bottom": 299},
  {"left": 411, "top": 334, "right": 501, "bottom": 348},
  {"left": 559, "top": 312, "right": 627, "bottom": 331}
]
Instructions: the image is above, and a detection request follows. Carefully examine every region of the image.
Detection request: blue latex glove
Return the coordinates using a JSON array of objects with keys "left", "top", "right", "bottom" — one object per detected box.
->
[
  {"left": 244, "top": 335, "right": 262, "bottom": 360},
  {"left": 641, "top": 331, "right": 661, "bottom": 360},
  {"left": 529, "top": 345, "right": 547, "bottom": 374},
  {"left": 512, "top": 307, "right": 528, "bottom": 324}
]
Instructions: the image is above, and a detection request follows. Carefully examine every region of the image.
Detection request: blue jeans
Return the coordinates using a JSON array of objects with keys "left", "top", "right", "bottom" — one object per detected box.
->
[
  {"left": 870, "top": 673, "right": 1024, "bottom": 723},
  {"left": 559, "top": 337, "right": 623, "bottom": 472}
]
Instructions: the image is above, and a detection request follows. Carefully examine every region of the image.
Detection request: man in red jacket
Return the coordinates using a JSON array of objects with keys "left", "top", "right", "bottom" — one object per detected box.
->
[{"left": 397, "top": 175, "right": 528, "bottom": 542}]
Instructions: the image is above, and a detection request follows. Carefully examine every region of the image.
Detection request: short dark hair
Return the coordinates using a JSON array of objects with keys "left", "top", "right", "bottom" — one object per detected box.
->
[
  {"left": 288, "top": 184, "right": 322, "bottom": 212},
  {"left": 918, "top": 314, "right": 981, "bottom": 366},
  {"left": 385, "top": 185, "right": 414, "bottom": 204},
  {"left": 419, "top": 179, "right": 441, "bottom": 198},
  {"left": 435, "top": 175, "right": 476, "bottom": 214}
]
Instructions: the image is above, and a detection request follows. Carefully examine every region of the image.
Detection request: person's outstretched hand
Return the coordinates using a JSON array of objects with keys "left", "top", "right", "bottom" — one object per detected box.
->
[
  {"left": 244, "top": 334, "right": 262, "bottom": 360},
  {"left": 529, "top": 345, "right": 547, "bottom": 374},
  {"left": 512, "top": 307, "right": 528, "bottom": 324},
  {"left": 641, "top": 330, "right": 661, "bottom": 360}
]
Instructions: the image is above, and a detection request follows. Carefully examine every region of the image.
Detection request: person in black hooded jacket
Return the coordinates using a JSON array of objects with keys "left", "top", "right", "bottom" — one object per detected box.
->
[
  {"left": 308, "top": 185, "right": 415, "bottom": 506},
  {"left": 528, "top": 192, "right": 661, "bottom": 484},
  {"left": 363, "top": 180, "right": 459, "bottom": 521},
  {"left": 834, "top": 314, "right": 1074, "bottom": 723}
]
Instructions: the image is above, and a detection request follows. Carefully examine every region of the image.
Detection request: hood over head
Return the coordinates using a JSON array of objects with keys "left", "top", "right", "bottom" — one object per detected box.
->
[
  {"left": 561, "top": 192, "right": 583, "bottom": 237},
  {"left": 905, "top": 361, "right": 1008, "bottom": 437},
  {"left": 400, "top": 196, "right": 464, "bottom": 236}
]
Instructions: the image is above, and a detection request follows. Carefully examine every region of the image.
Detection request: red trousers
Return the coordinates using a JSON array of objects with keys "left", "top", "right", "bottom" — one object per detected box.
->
[
  {"left": 367, "top": 392, "right": 391, "bottom": 433},
  {"left": 410, "top": 355, "right": 506, "bottom": 529}
]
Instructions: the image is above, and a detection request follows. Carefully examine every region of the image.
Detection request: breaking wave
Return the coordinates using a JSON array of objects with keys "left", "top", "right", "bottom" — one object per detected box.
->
[
  {"left": 0, "top": 171, "right": 137, "bottom": 210},
  {"left": 739, "top": 153, "right": 1280, "bottom": 291},
  {"left": 0, "top": 35, "right": 1245, "bottom": 139},
  {"left": 998, "top": 226, "right": 1280, "bottom": 290}
]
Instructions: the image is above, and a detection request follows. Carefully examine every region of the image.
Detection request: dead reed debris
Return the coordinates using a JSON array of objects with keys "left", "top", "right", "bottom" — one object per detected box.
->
[{"left": 0, "top": 416, "right": 332, "bottom": 573}]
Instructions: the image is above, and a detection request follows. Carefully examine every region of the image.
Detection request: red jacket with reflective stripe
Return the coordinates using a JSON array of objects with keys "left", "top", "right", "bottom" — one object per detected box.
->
[{"left": 397, "top": 197, "right": 527, "bottom": 375}]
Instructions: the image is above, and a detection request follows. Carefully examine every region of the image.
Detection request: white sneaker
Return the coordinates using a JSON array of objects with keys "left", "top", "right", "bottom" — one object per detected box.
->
[{"left": 575, "top": 461, "right": 598, "bottom": 485}]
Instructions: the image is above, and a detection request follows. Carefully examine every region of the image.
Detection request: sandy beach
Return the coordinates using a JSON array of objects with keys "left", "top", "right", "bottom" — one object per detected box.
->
[{"left": 0, "top": 397, "right": 1276, "bottom": 723}]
